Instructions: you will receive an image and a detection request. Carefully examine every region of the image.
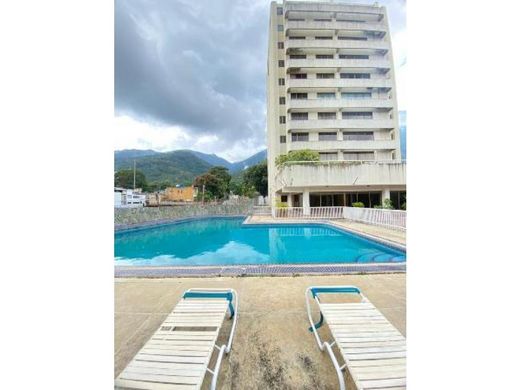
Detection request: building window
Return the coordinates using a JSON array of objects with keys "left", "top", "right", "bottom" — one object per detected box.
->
[
  {"left": 278, "top": 60, "right": 285, "bottom": 67},
  {"left": 317, "top": 73, "right": 334, "bottom": 79},
  {"left": 340, "top": 73, "right": 370, "bottom": 79},
  {"left": 291, "top": 132, "right": 309, "bottom": 142},
  {"left": 290, "top": 73, "right": 307, "bottom": 79},
  {"left": 338, "top": 19, "right": 366, "bottom": 23},
  {"left": 314, "top": 18, "right": 332, "bottom": 22},
  {"left": 343, "top": 131, "right": 374, "bottom": 140},
  {"left": 319, "top": 132, "right": 337, "bottom": 141},
  {"left": 390, "top": 191, "right": 407, "bottom": 210},
  {"left": 289, "top": 36, "right": 305, "bottom": 40},
  {"left": 280, "top": 135, "right": 286, "bottom": 143},
  {"left": 291, "top": 112, "right": 308, "bottom": 121},
  {"left": 279, "top": 116, "right": 286, "bottom": 124},
  {"left": 277, "top": 24, "right": 284, "bottom": 32},
  {"left": 319, "top": 152, "right": 337, "bottom": 161},
  {"left": 316, "top": 54, "right": 334, "bottom": 59},
  {"left": 339, "top": 54, "right": 369, "bottom": 59},
  {"left": 342, "top": 112, "right": 373, "bottom": 119},
  {"left": 315, "top": 36, "right": 333, "bottom": 40},
  {"left": 338, "top": 36, "right": 368, "bottom": 41},
  {"left": 289, "top": 54, "right": 306, "bottom": 59},
  {"left": 318, "top": 112, "right": 337, "bottom": 120},
  {"left": 276, "top": 7, "right": 283, "bottom": 15},
  {"left": 278, "top": 42, "right": 284, "bottom": 49},
  {"left": 341, "top": 92, "right": 372, "bottom": 99},
  {"left": 288, "top": 18, "right": 305, "bottom": 21},
  {"left": 279, "top": 97, "right": 286, "bottom": 105},
  {"left": 278, "top": 78, "right": 285, "bottom": 86},
  {"left": 344, "top": 151, "right": 375, "bottom": 160},
  {"left": 317, "top": 92, "right": 336, "bottom": 100},
  {"left": 290, "top": 92, "right": 307, "bottom": 100}
]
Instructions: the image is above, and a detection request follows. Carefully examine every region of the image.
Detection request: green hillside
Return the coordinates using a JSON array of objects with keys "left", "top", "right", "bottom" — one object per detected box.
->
[{"left": 115, "top": 150, "right": 212, "bottom": 186}]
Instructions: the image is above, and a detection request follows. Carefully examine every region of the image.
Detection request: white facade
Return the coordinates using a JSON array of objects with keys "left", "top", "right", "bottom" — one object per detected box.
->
[
  {"left": 114, "top": 187, "right": 146, "bottom": 208},
  {"left": 267, "top": 0, "right": 406, "bottom": 210}
]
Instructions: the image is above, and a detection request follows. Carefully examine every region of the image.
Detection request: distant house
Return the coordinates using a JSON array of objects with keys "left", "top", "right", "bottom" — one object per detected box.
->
[
  {"left": 163, "top": 186, "right": 197, "bottom": 202},
  {"left": 114, "top": 187, "right": 146, "bottom": 208}
]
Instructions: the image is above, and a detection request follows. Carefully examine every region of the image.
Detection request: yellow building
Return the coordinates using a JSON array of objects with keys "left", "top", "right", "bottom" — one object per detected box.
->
[{"left": 163, "top": 186, "right": 196, "bottom": 202}]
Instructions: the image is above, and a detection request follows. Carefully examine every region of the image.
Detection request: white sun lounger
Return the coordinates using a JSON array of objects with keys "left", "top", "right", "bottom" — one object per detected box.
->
[
  {"left": 306, "top": 286, "right": 406, "bottom": 390},
  {"left": 115, "top": 288, "right": 238, "bottom": 390}
]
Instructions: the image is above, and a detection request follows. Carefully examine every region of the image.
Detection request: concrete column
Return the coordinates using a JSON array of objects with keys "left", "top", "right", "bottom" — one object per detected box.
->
[
  {"left": 287, "top": 194, "right": 293, "bottom": 207},
  {"left": 303, "top": 189, "right": 310, "bottom": 216},
  {"left": 382, "top": 188, "right": 391, "bottom": 203}
]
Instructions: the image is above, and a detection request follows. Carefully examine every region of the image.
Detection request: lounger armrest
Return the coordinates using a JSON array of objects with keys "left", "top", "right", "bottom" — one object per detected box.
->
[{"left": 309, "top": 286, "right": 361, "bottom": 299}]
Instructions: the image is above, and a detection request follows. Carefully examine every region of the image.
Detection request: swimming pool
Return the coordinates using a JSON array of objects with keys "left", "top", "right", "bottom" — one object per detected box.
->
[{"left": 115, "top": 217, "right": 405, "bottom": 266}]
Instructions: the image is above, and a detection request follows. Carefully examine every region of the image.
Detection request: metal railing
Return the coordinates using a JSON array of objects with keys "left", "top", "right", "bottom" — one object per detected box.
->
[
  {"left": 343, "top": 207, "right": 406, "bottom": 230},
  {"left": 274, "top": 206, "right": 344, "bottom": 219},
  {"left": 272, "top": 206, "right": 406, "bottom": 229}
]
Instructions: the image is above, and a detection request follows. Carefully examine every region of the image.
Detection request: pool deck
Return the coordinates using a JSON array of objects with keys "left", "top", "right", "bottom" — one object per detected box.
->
[{"left": 115, "top": 273, "right": 406, "bottom": 389}]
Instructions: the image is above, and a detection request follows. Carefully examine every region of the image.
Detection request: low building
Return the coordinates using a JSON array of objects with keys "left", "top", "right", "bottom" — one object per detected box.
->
[
  {"left": 163, "top": 186, "right": 197, "bottom": 202},
  {"left": 114, "top": 187, "right": 146, "bottom": 208}
]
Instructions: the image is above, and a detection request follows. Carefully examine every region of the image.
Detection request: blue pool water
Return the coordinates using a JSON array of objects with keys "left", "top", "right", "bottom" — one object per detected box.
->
[{"left": 115, "top": 217, "right": 405, "bottom": 266}]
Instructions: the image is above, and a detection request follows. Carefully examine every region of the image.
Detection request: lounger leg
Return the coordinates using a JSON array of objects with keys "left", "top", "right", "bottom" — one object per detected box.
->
[
  {"left": 324, "top": 342, "right": 346, "bottom": 390},
  {"left": 210, "top": 345, "right": 226, "bottom": 390}
]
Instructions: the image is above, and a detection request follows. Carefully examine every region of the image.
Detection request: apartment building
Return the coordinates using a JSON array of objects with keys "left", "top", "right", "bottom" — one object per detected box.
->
[{"left": 267, "top": 0, "right": 406, "bottom": 210}]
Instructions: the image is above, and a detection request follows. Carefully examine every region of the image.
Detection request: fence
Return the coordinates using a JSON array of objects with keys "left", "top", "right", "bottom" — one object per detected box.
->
[
  {"left": 343, "top": 207, "right": 406, "bottom": 230},
  {"left": 272, "top": 206, "right": 406, "bottom": 229},
  {"left": 274, "top": 206, "right": 344, "bottom": 219},
  {"left": 115, "top": 199, "right": 254, "bottom": 226}
]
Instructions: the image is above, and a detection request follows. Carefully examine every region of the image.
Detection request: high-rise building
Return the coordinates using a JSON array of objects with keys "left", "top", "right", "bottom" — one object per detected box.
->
[{"left": 267, "top": 0, "right": 406, "bottom": 211}]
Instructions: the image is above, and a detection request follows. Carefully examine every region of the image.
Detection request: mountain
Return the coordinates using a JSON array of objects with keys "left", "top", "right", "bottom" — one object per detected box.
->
[
  {"left": 230, "top": 150, "right": 267, "bottom": 171},
  {"left": 114, "top": 148, "right": 268, "bottom": 186},
  {"left": 115, "top": 150, "right": 212, "bottom": 185},
  {"left": 188, "top": 150, "right": 233, "bottom": 170},
  {"left": 114, "top": 149, "right": 160, "bottom": 160}
]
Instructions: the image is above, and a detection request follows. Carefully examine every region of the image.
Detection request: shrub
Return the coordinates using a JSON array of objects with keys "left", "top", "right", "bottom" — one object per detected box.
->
[
  {"left": 275, "top": 149, "right": 319, "bottom": 168},
  {"left": 352, "top": 202, "right": 364, "bottom": 208},
  {"left": 276, "top": 201, "right": 288, "bottom": 208},
  {"left": 382, "top": 199, "right": 394, "bottom": 209},
  {"left": 401, "top": 202, "right": 406, "bottom": 210}
]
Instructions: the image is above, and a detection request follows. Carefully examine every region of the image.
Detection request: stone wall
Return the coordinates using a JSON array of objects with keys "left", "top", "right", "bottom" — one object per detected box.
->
[{"left": 115, "top": 200, "right": 254, "bottom": 227}]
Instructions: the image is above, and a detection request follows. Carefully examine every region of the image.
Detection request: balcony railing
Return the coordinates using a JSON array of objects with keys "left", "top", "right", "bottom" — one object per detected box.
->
[
  {"left": 286, "top": 58, "right": 391, "bottom": 69},
  {"left": 286, "top": 39, "right": 389, "bottom": 50},
  {"left": 287, "top": 98, "right": 393, "bottom": 110},
  {"left": 285, "top": 20, "right": 386, "bottom": 32},
  {"left": 287, "top": 118, "right": 395, "bottom": 130},
  {"left": 287, "top": 78, "right": 393, "bottom": 89},
  {"left": 288, "top": 139, "right": 397, "bottom": 151}
]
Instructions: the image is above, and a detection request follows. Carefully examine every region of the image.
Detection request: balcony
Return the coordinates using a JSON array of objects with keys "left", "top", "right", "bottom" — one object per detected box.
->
[
  {"left": 286, "top": 20, "right": 386, "bottom": 33},
  {"left": 286, "top": 58, "right": 391, "bottom": 70},
  {"left": 287, "top": 119, "right": 395, "bottom": 130},
  {"left": 287, "top": 78, "right": 393, "bottom": 89},
  {"left": 286, "top": 39, "right": 389, "bottom": 51},
  {"left": 274, "top": 161, "right": 406, "bottom": 192},
  {"left": 288, "top": 98, "right": 393, "bottom": 110},
  {"left": 288, "top": 139, "right": 398, "bottom": 151},
  {"left": 284, "top": 3, "right": 384, "bottom": 17}
]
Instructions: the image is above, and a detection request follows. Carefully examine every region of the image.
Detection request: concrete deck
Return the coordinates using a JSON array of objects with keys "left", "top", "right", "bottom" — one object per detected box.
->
[
  {"left": 246, "top": 215, "right": 406, "bottom": 247},
  {"left": 115, "top": 274, "right": 406, "bottom": 389}
]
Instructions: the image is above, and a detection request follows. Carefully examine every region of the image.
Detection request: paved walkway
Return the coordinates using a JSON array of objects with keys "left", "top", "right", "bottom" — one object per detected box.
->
[
  {"left": 246, "top": 215, "right": 406, "bottom": 247},
  {"left": 115, "top": 274, "right": 406, "bottom": 389}
]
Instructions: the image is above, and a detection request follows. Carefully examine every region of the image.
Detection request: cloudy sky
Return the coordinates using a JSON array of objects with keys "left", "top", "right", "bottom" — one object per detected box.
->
[{"left": 115, "top": 0, "right": 406, "bottom": 162}]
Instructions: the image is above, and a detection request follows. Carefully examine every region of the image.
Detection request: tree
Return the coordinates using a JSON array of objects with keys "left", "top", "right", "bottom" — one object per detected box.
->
[
  {"left": 243, "top": 161, "right": 268, "bottom": 196},
  {"left": 208, "top": 166, "right": 231, "bottom": 196},
  {"left": 275, "top": 149, "right": 319, "bottom": 168},
  {"left": 115, "top": 169, "right": 148, "bottom": 190}
]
